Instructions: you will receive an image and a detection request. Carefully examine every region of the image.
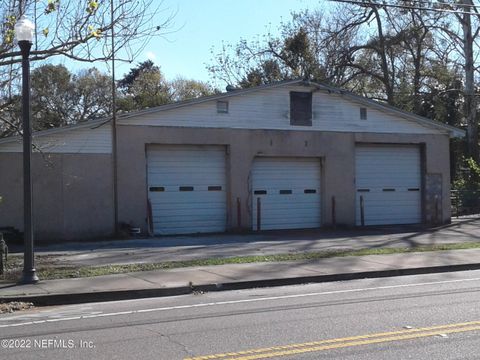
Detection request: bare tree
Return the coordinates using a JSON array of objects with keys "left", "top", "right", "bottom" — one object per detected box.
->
[
  {"left": 207, "top": 9, "right": 336, "bottom": 88},
  {"left": 421, "top": 0, "right": 480, "bottom": 161},
  {"left": 1, "top": 0, "right": 173, "bottom": 65},
  {"left": 0, "top": 0, "right": 174, "bottom": 137}
]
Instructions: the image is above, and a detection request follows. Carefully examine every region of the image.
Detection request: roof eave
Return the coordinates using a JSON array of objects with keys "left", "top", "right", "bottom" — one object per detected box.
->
[{"left": 0, "top": 118, "right": 110, "bottom": 145}]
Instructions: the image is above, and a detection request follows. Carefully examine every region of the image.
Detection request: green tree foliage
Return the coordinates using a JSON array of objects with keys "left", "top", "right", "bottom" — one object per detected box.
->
[
  {"left": 29, "top": 64, "right": 112, "bottom": 130},
  {"left": 31, "top": 64, "right": 74, "bottom": 129},
  {"left": 452, "top": 157, "right": 480, "bottom": 214},
  {"left": 117, "top": 60, "right": 170, "bottom": 111},
  {"left": 118, "top": 60, "right": 215, "bottom": 111},
  {"left": 169, "top": 77, "right": 215, "bottom": 101},
  {"left": 73, "top": 68, "right": 112, "bottom": 123},
  {"left": 0, "top": 59, "right": 216, "bottom": 136},
  {"left": 118, "top": 60, "right": 157, "bottom": 90},
  {"left": 454, "top": 158, "right": 480, "bottom": 190},
  {"left": 238, "top": 60, "right": 283, "bottom": 88}
]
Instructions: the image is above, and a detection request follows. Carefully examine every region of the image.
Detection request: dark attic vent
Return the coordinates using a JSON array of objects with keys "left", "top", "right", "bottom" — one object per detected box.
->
[
  {"left": 217, "top": 100, "right": 229, "bottom": 114},
  {"left": 360, "top": 107, "right": 367, "bottom": 120},
  {"left": 290, "top": 91, "right": 312, "bottom": 126}
]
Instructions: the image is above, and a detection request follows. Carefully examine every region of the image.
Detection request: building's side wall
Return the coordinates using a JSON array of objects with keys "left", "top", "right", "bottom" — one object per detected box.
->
[
  {"left": 117, "top": 125, "right": 451, "bottom": 232},
  {"left": 0, "top": 153, "right": 113, "bottom": 242}
]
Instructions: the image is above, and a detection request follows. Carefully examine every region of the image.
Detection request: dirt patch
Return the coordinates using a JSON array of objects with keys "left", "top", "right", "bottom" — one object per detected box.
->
[{"left": 0, "top": 301, "right": 34, "bottom": 314}]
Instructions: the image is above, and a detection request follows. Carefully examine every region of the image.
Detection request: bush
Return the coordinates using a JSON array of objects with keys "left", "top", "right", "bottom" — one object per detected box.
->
[
  {"left": 452, "top": 158, "right": 480, "bottom": 215},
  {"left": 453, "top": 157, "right": 480, "bottom": 191}
]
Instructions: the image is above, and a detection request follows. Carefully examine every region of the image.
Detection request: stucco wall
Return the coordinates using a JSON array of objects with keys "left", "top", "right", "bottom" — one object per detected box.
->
[
  {"left": 0, "top": 153, "right": 113, "bottom": 242},
  {"left": 117, "top": 125, "right": 451, "bottom": 232},
  {"left": 0, "top": 126, "right": 451, "bottom": 242}
]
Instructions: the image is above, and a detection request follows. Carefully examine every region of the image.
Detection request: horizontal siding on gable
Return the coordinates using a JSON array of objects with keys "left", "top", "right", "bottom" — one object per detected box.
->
[
  {"left": 0, "top": 124, "right": 112, "bottom": 154},
  {"left": 119, "top": 85, "right": 442, "bottom": 135}
]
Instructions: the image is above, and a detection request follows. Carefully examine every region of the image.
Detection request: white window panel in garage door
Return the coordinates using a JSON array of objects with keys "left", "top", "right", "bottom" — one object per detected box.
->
[
  {"left": 355, "top": 146, "right": 421, "bottom": 225},
  {"left": 251, "top": 157, "right": 321, "bottom": 230},
  {"left": 147, "top": 145, "right": 227, "bottom": 235}
]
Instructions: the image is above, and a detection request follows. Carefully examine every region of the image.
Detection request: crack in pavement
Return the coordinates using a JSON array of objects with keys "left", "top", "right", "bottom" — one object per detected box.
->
[{"left": 143, "top": 325, "right": 195, "bottom": 357}]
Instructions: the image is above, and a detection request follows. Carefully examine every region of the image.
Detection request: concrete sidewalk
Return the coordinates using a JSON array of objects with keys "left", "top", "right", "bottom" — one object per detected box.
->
[{"left": 2, "top": 248, "right": 480, "bottom": 306}]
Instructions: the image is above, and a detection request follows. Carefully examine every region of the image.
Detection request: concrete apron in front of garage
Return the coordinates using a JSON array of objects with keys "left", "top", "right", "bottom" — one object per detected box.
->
[{"left": 20, "top": 217, "right": 480, "bottom": 267}]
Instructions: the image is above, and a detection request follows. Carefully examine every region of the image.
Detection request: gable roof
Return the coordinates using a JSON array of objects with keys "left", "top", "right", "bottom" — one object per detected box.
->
[{"left": 0, "top": 79, "right": 465, "bottom": 145}]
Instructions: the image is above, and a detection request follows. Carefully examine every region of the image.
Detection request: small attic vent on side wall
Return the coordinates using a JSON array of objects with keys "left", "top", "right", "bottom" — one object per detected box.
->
[
  {"left": 360, "top": 107, "right": 367, "bottom": 120},
  {"left": 290, "top": 91, "right": 312, "bottom": 126},
  {"left": 217, "top": 100, "right": 229, "bottom": 114}
]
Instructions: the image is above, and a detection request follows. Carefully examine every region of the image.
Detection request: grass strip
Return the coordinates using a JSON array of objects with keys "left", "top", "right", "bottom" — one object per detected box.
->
[{"left": 2, "top": 241, "right": 480, "bottom": 281}]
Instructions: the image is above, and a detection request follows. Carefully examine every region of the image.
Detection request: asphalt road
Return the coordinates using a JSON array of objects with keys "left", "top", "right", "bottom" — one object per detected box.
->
[{"left": 1, "top": 270, "right": 480, "bottom": 359}]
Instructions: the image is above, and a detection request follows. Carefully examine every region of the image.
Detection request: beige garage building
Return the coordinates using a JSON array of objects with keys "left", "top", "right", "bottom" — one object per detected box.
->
[{"left": 0, "top": 79, "right": 464, "bottom": 241}]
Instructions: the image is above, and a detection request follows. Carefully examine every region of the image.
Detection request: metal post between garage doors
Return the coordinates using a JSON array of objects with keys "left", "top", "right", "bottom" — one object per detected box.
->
[
  {"left": 360, "top": 195, "right": 365, "bottom": 227},
  {"left": 256, "top": 197, "right": 261, "bottom": 231}
]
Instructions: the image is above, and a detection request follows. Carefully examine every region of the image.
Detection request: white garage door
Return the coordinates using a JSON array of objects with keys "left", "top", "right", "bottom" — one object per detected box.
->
[
  {"left": 147, "top": 145, "right": 227, "bottom": 235},
  {"left": 355, "top": 145, "right": 422, "bottom": 225},
  {"left": 251, "top": 157, "right": 321, "bottom": 230}
]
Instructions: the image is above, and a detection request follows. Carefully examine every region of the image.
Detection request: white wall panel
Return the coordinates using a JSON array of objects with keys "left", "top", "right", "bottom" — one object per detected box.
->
[{"left": 0, "top": 124, "right": 112, "bottom": 154}]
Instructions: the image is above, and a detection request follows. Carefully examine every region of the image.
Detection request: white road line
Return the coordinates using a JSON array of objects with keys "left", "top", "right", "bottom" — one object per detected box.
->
[{"left": 1, "top": 276, "right": 480, "bottom": 329}]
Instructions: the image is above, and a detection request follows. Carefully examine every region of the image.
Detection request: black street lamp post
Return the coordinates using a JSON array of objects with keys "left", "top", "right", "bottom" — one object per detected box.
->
[{"left": 15, "top": 15, "right": 38, "bottom": 284}]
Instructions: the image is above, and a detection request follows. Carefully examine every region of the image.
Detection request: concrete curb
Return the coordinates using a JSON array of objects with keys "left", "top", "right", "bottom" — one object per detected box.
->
[{"left": 2, "top": 262, "right": 480, "bottom": 306}]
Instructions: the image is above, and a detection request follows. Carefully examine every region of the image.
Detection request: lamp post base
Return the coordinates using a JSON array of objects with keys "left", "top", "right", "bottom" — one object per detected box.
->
[{"left": 21, "top": 269, "right": 39, "bottom": 284}]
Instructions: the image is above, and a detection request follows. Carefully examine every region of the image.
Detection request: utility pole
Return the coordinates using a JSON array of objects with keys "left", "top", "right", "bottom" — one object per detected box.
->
[
  {"left": 111, "top": 0, "right": 119, "bottom": 236},
  {"left": 461, "top": 0, "right": 478, "bottom": 162}
]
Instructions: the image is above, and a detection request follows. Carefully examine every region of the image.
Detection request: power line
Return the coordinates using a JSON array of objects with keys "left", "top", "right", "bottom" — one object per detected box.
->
[
  {"left": 329, "top": 0, "right": 480, "bottom": 16},
  {"left": 415, "top": 1, "right": 478, "bottom": 9}
]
